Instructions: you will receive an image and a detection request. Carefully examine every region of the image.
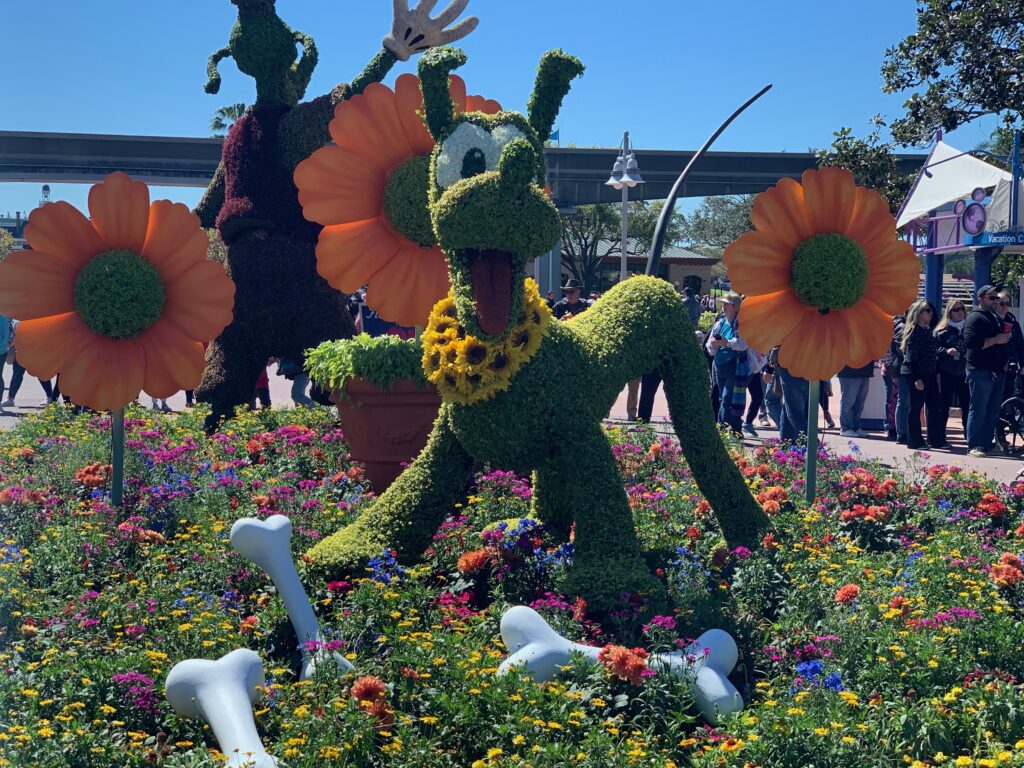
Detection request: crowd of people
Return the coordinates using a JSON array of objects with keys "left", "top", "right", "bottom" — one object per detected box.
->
[{"left": 616, "top": 280, "right": 1022, "bottom": 458}]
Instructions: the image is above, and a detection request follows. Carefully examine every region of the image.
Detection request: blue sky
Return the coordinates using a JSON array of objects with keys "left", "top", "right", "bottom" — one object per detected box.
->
[{"left": 1, "top": 0, "right": 1004, "bottom": 217}]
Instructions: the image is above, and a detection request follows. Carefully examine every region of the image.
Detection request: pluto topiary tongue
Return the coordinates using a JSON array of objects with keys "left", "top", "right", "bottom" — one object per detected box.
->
[{"left": 469, "top": 249, "right": 512, "bottom": 335}]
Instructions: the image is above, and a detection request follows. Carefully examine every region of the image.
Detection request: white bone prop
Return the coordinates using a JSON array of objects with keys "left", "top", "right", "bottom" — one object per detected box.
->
[
  {"left": 165, "top": 648, "right": 278, "bottom": 768},
  {"left": 230, "top": 515, "right": 353, "bottom": 679},
  {"left": 496, "top": 606, "right": 743, "bottom": 724}
]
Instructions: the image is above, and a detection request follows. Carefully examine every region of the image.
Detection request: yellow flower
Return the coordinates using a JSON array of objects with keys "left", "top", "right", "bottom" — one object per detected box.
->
[{"left": 954, "top": 758, "right": 973, "bottom": 766}]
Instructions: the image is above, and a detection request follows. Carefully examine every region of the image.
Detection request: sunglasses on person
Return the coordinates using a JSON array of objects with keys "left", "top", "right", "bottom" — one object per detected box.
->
[{"left": 999, "top": 300, "right": 1011, "bottom": 306}]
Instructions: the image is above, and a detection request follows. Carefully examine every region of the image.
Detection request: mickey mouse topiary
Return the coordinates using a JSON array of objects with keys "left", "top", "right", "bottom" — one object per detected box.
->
[
  {"left": 307, "top": 46, "right": 771, "bottom": 612},
  {"left": 193, "top": 0, "right": 478, "bottom": 430}
]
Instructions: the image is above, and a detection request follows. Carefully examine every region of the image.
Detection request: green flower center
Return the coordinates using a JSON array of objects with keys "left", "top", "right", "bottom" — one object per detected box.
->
[
  {"left": 383, "top": 154, "right": 437, "bottom": 247},
  {"left": 791, "top": 233, "right": 868, "bottom": 311},
  {"left": 73, "top": 249, "right": 166, "bottom": 339}
]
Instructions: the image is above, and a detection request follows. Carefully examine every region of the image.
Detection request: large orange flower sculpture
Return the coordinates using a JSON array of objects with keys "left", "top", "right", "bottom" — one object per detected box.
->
[
  {"left": 0, "top": 172, "right": 235, "bottom": 411},
  {"left": 723, "top": 167, "right": 919, "bottom": 381},
  {"left": 295, "top": 74, "right": 500, "bottom": 327}
]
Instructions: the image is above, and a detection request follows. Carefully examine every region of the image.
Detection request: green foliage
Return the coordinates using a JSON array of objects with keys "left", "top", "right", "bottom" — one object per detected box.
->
[
  {"left": 209, "top": 102, "right": 247, "bottom": 137},
  {"left": 383, "top": 154, "right": 436, "bottom": 246},
  {"left": 526, "top": 49, "right": 585, "bottom": 142},
  {"left": 815, "top": 116, "right": 914, "bottom": 214},
  {"left": 881, "top": 0, "right": 1024, "bottom": 145},
  {"left": 678, "top": 195, "right": 754, "bottom": 255},
  {"left": 560, "top": 201, "right": 685, "bottom": 294},
  {"left": 791, "top": 234, "right": 868, "bottom": 310},
  {"left": 697, "top": 311, "right": 717, "bottom": 332},
  {"left": 0, "top": 228, "right": 14, "bottom": 262},
  {"left": 306, "top": 333, "right": 429, "bottom": 393},
  {"left": 72, "top": 249, "right": 165, "bottom": 339}
]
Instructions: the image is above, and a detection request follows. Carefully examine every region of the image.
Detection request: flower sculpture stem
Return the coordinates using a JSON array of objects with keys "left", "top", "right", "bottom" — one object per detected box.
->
[
  {"left": 111, "top": 408, "right": 125, "bottom": 506},
  {"left": 806, "top": 379, "right": 820, "bottom": 503}
]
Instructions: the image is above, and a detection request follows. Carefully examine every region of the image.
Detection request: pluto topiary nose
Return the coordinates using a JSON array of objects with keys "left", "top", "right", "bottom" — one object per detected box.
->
[{"left": 498, "top": 138, "right": 537, "bottom": 189}]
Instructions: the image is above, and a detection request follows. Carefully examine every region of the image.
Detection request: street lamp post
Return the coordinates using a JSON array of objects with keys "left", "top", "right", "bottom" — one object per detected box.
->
[{"left": 605, "top": 131, "right": 644, "bottom": 284}]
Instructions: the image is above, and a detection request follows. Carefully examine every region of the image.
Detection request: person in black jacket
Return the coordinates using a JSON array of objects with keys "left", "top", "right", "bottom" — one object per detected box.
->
[
  {"left": 900, "top": 300, "right": 939, "bottom": 449},
  {"left": 932, "top": 298, "right": 969, "bottom": 446},
  {"left": 963, "top": 285, "right": 1012, "bottom": 455},
  {"left": 886, "top": 313, "right": 907, "bottom": 442}
]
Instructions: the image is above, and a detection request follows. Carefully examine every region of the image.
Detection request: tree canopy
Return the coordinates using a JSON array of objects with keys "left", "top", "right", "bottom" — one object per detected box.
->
[
  {"left": 676, "top": 195, "right": 753, "bottom": 255},
  {"left": 0, "top": 228, "right": 15, "bottom": 262},
  {"left": 815, "top": 117, "right": 915, "bottom": 214},
  {"left": 881, "top": 0, "right": 1024, "bottom": 146}
]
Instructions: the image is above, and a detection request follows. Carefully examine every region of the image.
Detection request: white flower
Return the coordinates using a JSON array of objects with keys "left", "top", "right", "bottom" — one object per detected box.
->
[{"left": 436, "top": 123, "right": 500, "bottom": 189}]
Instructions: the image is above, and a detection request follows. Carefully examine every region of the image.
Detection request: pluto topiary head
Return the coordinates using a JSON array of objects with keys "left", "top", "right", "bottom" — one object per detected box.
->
[
  {"left": 205, "top": 0, "right": 318, "bottom": 107},
  {"left": 419, "top": 47, "right": 583, "bottom": 341}
]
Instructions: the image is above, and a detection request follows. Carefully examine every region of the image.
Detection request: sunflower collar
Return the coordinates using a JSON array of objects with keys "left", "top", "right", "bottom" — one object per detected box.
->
[{"left": 421, "top": 278, "right": 551, "bottom": 404}]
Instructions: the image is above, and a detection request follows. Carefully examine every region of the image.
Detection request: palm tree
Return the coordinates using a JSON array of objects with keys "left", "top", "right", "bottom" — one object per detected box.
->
[{"left": 210, "top": 103, "right": 248, "bottom": 137}]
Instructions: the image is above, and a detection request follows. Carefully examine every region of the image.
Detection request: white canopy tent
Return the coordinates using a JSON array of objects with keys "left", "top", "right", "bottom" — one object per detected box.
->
[{"left": 896, "top": 140, "right": 1011, "bottom": 229}]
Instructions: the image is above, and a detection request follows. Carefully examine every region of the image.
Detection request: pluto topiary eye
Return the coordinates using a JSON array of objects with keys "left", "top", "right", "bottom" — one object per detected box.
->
[{"left": 436, "top": 123, "right": 499, "bottom": 188}]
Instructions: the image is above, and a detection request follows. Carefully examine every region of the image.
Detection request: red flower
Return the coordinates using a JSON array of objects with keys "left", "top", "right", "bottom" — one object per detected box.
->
[
  {"left": 457, "top": 548, "right": 491, "bottom": 575},
  {"left": 976, "top": 492, "right": 1007, "bottom": 518},
  {"left": 351, "top": 675, "right": 387, "bottom": 702},
  {"left": 834, "top": 584, "right": 860, "bottom": 604}
]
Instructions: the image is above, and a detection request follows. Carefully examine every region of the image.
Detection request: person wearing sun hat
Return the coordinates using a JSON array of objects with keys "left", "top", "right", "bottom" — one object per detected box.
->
[
  {"left": 553, "top": 276, "right": 590, "bottom": 320},
  {"left": 705, "top": 292, "right": 749, "bottom": 435}
]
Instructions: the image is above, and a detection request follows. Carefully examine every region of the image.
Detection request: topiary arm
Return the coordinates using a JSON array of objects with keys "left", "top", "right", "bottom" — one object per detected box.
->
[
  {"left": 306, "top": 406, "right": 473, "bottom": 572},
  {"left": 195, "top": 161, "right": 226, "bottom": 229},
  {"left": 205, "top": 46, "right": 232, "bottom": 95},
  {"left": 279, "top": 48, "right": 398, "bottom": 171},
  {"left": 418, "top": 46, "right": 467, "bottom": 140},
  {"left": 527, "top": 50, "right": 584, "bottom": 144}
]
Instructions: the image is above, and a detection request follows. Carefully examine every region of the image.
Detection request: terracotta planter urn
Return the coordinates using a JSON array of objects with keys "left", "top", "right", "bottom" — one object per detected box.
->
[{"left": 331, "top": 377, "right": 441, "bottom": 493}]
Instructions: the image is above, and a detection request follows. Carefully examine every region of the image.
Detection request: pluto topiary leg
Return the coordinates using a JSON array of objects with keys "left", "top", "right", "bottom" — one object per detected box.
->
[
  {"left": 306, "top": 407, "right": 473, "bottom": 574},
  {"left": 537, "top": 429, "right": 664, "bottom": 613},
  {"left": 661, "top": 342, "right": 771, "bottom": 549},
  {"left": 197, "top": 321, "right": 270, "bottom": 432}
]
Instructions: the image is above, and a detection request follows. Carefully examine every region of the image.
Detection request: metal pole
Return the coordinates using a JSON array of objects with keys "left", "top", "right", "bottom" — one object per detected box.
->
[
  {"left": 620, "top": 131, "right": 630, "bottom": 283},
  {"left": 1012, "top": 130, "right": 1022, "bottom": 230},
  {"left": 111, "top": 408, "right": 125, "bottom": 506},
  {"left": 805, "top": 379, "right": 819, "bottom": 504}
]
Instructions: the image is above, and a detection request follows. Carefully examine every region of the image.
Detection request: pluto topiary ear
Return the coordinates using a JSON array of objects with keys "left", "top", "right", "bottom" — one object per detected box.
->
[
  {"left": 527, "top": 50, "right": 584, "bottom": 143},
  {"left": 418, "top": 46, "right": 467, "bottom": 140},
  {"left": 205, "top": 46, "right": 232, "bottom": 94}
]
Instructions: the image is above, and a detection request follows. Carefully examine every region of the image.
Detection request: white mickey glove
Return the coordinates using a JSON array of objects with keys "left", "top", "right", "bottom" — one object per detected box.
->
[{"left": 383, "top": 0, "right": 479, "bottom": 61}]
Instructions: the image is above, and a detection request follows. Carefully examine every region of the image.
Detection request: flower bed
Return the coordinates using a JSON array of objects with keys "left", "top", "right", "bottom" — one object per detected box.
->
[{"left": 2, "top": 408, "right": 1024, "bottom": 767}]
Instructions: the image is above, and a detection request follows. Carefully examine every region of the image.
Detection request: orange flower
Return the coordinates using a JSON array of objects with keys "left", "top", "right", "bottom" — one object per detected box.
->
[
  {"left": 598, "top": 644, "right": 651, "bottom": 685},
  {"left": 74, "top": 462, "right": 111, "bottom": 488},
  {"left": 723, "top": 167, "right": 919, "bottom": 380},
  {"left": 0, "top": 173, "right": 234, "bottom": 411},
  {"left": 295, "top": 74, "right": 500, "bottom": 327},
  {"left": 457, "top": 548, "right": 491, "bottom": 575},
  {"left": 834, "top": 583, "right": 861, "bottom": 604},
  {"left": 350, "top": 675, "right": 387, "bottom": 702}
]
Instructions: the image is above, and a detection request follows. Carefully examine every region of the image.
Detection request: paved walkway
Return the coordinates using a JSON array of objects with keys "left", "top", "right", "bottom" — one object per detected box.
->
[{"left": 2, "top": 373, "right": 1021, "bottom": 486}]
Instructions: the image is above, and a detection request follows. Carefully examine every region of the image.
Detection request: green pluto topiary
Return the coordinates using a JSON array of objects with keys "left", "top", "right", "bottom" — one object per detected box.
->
[{"left": 307, "top": 47, "right": 771, "bottom": 612}]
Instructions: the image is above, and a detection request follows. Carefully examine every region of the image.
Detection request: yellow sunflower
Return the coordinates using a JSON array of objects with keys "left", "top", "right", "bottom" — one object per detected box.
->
[{"left": 723, "top": 167, "right": 919, "bottom": 381}]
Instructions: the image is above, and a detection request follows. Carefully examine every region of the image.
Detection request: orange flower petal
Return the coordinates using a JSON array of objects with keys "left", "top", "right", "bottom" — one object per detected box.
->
[
  {"left": 394, "top": 73, "right": 435, "bottom": 155},
  {"left": 23, "top": 201, "right": 105, "bottom": 269},
  {"left": 365, "top": 246, "right": 450, "bottom": 326},
  {"left": 465, "top": 95, "right": 502, "bottom": 115},
  {"left": 0, "top": 250, "right": 75, "bottom": 320},
  {"left": 141, "top": 200, "right": 209, "bottom": 283},
  {"left": 449, "top": 74, "right": 467, "bottom": 113},
  {"left": 316, "top": 219, "right": 402, "bottom": 292},
  {"left": 864, "top": 239, "right": 920, "bottom": 314},
  {"left": 833, "top": 298, "right": 893, "bottom": 366},
  {"left": 294, "top": 146, "right": 385, "bottom": 225},
  {"left": 87, "top": 172, "right": 151, "bottom": 253},
  {"left": 847, "top": 186, "right": 898, "bottom": 255},
  {"left": 723, "top": 230, "right": 794, "bottom": 295},
  {"left": 163, "top": 260, "right": 235, "bottom": 342},
  {"left": 12, "top": 313, "right": 91, "bottom": 380},
  {"left": 801, "top": 167, "right": 856, "bottom": 234},
  {"left": 749, "top": 177, "right": 814, "bottom": 252},
  {"left": 777, "top": 313, "right": 850, "bottom": 381},
  {"left": 139, "top": 320, "right": 206, "bottom": 397},
  {"left": 329, "top": 82, "right": 413, "bottom": 171},
  {"left": 737, "top": 290, "right": 814, "bottom": 353},
  {"left": 60, "top": 333, "right": 145, "bottom": 412}
]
